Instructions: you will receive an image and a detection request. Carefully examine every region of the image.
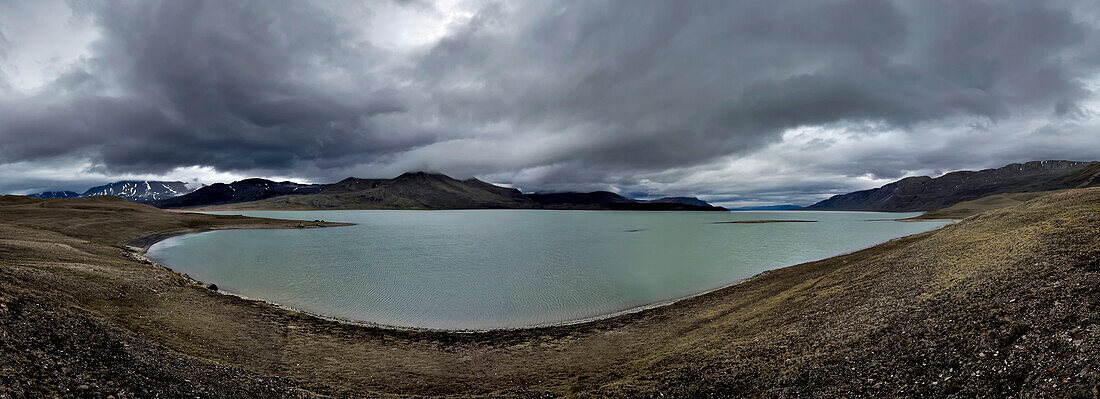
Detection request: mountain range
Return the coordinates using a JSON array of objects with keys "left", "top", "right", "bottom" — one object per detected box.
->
[
  {"left": 27, "top": 191, "right": 81, "bottom": 199},
  {"left": 527, "top": 192, "right": 726, "bottom": 211},
  {"left": 806, "top": 160, "right": 1100, "bottom": 211},
  {"left": 150, "top": 179, "right": 321, "bottom": 208},
  {"left": 159, "top": 172, "right": 727, "bottom": 211},
  {"left": 189, "top": 172, "right": 539, "bottom": 210},
  {"left": 641, "top": 197, "right": 716, "bottom": 208},
  {"left": 31, "top": 159, "right": 1095, "bottom": 213},
  {"left": 28, "top": 181, "right": 194, "bottom": 202},
  {"left": 726, "top": 204, "right": 804, "bottom": 211}
]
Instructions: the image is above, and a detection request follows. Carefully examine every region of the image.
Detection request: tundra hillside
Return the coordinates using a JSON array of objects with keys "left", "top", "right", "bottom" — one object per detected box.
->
[
  {"left": 807, "top": 160, "right": 1100, "bottom": 211},
  {"left": 1, "top": 191, "right": 1098, "bottom": 397}
]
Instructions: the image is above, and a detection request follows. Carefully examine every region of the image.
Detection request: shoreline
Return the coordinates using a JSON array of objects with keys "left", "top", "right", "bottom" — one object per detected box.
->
[
  {"left": 130, "top": 219, "right": 942, "bottom": 333},
  {"left": 124, "top": 221, "right": 354, "bottom": 252}
]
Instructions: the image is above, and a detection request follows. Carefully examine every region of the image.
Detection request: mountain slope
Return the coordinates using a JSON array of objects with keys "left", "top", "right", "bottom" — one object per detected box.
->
[
  {"left": 81, "top": 181, "right": 193, "bottom": 202},
  {"left": 642, "top": 196, "right": 715, "bottom": 208},
  {"left": 527, "top": 191, "right": 634, "bottom": 206},
  {"left": 807, "top": 160, "right": 1100, "bottom": 211},
  {"left": 187, "top": 174, "right": 729, "bottom": 211},
  {"left": 726, "top": 204, "right": 804, "bottom": 211},
  {"left": 27, "top": 191, "right": 81, "bottom": 199},
  {"left": 528, "top": 191, "right": 728, "bottom": 211},
  {"left": 905, "top": 189, "right": 1069, "bottom": 220},
  {"left": 151, "top": 179, "right": 321, "bottom": 208},
  {"left": 199, "top": 172, "right": 540, "bottom": 210}
]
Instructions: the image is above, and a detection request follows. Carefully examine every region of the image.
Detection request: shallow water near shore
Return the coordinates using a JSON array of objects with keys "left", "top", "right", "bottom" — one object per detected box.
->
[{"left": 147, "top": 210, "right": 949, "bottom": 330}]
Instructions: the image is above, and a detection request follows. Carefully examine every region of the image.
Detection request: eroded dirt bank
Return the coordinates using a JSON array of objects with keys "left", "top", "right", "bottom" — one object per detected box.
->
[{"left": 1, "top": 193, "right": 1098, "bottom": 397}]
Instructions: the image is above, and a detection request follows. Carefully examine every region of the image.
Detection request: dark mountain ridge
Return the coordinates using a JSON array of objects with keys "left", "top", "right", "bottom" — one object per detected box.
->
[
  {"left": 194, "top": 172, "right": 539, "bottom": 210},
  {"left": 642, "top": 197, "right": 715, "bottom": 208},
  {"left": 528, "top": 191, "right": 727, "bottom": 211},
  {"left": 807, "top": 160, "right": 1100, "bottom": 211},
  {"left": 727, "top": 204, "right": 804, "bottom": 211},
  {"left": 526, "top": 191, "right": 634, "bottom": 205},
  {"left": 159, "top": 172, "right": 728, "bottom": 211},
  {"left": 150, "top": 179, "right": 322, "bottom": 208}
]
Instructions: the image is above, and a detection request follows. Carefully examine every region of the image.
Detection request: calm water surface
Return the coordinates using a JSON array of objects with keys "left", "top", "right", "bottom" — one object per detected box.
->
[{"left": 147, "top": 210, "right": 949, "bottom": 330}]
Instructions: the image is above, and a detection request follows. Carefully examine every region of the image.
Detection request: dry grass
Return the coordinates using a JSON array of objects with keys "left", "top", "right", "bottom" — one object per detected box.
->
[{"left": 908, "top": 189, "right": 1068, "bottom": 220}]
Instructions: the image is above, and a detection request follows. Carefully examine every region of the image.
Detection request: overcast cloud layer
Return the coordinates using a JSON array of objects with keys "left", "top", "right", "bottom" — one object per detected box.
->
[{"left": 2, "top": 0, "right": 1100, "bottom": 206}]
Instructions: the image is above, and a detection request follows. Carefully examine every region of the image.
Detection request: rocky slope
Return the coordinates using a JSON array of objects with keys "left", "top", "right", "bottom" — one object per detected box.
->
[{"left": 807, "top": 160, "right": 1100, "bottom": 211}]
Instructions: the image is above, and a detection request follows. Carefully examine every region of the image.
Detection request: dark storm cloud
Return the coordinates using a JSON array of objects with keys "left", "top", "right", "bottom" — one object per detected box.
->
[
  {"left": 1, "top": 0, "right": 1099, "bottom": 200},
  {"left": 408, "top": 0, "right": 1099, "bottom": 187},
  {"left": 2, "top": 0, "right": 424, "bottom": 174}
]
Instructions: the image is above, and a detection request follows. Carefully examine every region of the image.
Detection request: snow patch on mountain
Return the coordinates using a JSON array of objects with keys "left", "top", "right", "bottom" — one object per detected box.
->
[{"left": 80, "top": 181, "right": 195, "bottom": 202}]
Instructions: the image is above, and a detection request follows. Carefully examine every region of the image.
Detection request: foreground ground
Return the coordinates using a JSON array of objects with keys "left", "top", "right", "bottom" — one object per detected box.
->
[{"left": 1, "top": 192, "right": 1098, "bottom": 397}]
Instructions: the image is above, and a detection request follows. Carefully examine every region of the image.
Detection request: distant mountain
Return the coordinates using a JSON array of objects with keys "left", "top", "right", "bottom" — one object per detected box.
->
[
  {"left": 151, "top": 178, "right": 322, "bottom": 208},
  {"left": 529, "top": 191, "right": 728, "bottom": 211},
  {"left": 185, "top": 172, "right": 539, "bottom": 210},
  {"left": 726, "top": 205, "right": 804, "bottom": 211},
  {"left": 527, "top": 191, "right": 635, "bottom": 206},
  {"left": 81, "top": 181, "right": 193, "bottom": 202},
  {"left": 641, "top": 197, "right": 715, "bottom": 208},
  {"left": 168, "top": 173, "right": 730, "bottom": 211},
  {"left": 24, "top": 181, "right": 192, "bottom": 202},
  {"left": 806, "top": 160, "right": 1100, "bottom": 212},
  {"left": 27, "top": 191, "right": 81, "bottom": 199}
]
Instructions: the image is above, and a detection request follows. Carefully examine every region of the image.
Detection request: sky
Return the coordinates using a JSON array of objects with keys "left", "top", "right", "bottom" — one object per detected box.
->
[{"left": 2, "top": 0, "right": 1100, "bottom": 207}]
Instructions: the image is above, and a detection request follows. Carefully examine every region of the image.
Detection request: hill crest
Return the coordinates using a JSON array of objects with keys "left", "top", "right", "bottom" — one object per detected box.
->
[{"left": 807, "top": 160, "right": 1100, "bottom": 211}]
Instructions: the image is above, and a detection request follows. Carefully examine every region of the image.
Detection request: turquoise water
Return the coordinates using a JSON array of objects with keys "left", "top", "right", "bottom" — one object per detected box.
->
[{"left": 147, "top": 210, "right": 949, "bottom": 330}]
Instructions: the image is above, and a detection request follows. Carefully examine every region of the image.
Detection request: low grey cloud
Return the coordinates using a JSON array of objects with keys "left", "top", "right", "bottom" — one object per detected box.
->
[{"left": 1, "top": 0, "right": 1099, "bottom": 205}]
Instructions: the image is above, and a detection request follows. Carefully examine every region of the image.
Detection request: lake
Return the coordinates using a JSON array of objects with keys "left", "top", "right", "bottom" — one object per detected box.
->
[{"left": 147, "top": 210, "right": 950, "bottom": 330}]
